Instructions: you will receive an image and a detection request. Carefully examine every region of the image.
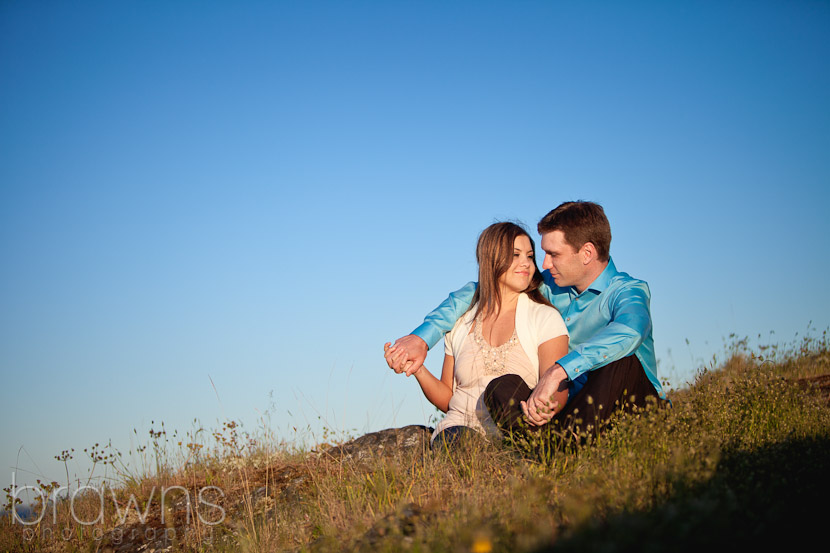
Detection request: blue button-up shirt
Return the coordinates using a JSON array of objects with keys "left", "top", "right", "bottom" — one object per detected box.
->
[{"left": 412, "top": 258, "right": 664, "bottom": 398}]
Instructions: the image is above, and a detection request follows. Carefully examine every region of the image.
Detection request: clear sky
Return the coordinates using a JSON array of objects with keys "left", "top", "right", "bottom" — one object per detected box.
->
[{"left": 2, "top": 0, "right": 829, "bottom": 495}]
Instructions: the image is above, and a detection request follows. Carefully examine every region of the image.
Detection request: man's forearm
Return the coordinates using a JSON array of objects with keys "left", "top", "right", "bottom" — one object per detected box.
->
[{"left": 411, "top": 281, "right": 477, "bottom": 349}]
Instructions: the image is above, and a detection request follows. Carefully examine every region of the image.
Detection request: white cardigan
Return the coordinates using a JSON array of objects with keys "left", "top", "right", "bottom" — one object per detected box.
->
[
  {"left": 444, "top": 292, "right": 569, "bottom": 377},
  {"left": 431, "top": 292, "right": 569, "bottom": 443}
]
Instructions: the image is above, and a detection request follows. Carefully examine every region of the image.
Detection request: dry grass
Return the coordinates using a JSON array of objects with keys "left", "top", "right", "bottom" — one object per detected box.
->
[{"left": 3, "top": 330, "right": 829, "bottom": 552}]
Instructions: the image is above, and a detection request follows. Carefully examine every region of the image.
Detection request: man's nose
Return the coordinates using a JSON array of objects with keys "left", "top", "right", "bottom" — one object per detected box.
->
[{"left": 542, "top": 255, "right": 553, "bottom": 270}]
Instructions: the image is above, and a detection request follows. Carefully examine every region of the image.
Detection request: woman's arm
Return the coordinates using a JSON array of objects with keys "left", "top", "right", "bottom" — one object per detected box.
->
[
  {"left": 537, "top": 335, "right": 569, "bottom": 414},
  {"left": 412, "top": 354, "right": 455, "bottom": 413}
]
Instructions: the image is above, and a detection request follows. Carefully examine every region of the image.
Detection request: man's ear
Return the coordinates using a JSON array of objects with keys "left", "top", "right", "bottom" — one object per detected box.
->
[{"left": 581, "top": 242, "right": 597, "bottom": 265}]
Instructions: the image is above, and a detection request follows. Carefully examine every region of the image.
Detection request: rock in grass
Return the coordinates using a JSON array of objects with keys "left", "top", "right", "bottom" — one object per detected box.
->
[{"left": 318, "top": 425, "right": 434, "bottom": 464}]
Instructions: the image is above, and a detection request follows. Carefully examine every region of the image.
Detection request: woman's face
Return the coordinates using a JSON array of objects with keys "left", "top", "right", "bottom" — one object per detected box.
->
[{"left": 499, "top": 234, "right": 536, "bottom": 293}]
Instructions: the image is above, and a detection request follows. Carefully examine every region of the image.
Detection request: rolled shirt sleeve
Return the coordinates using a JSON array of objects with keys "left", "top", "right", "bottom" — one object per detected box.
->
[{"left": 557, "top": 282, "right": 652, "bottom": 381}]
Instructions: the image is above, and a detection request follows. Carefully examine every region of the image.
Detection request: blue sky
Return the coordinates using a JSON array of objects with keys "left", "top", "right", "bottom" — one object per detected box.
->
[{"left": 2, "top": 0, "right": 829, "bottom": 495}]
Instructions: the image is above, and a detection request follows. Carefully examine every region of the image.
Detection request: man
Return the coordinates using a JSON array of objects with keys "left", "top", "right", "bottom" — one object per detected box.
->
[{"left": 385, "top": 201, "right": 666, "bottom": 439}]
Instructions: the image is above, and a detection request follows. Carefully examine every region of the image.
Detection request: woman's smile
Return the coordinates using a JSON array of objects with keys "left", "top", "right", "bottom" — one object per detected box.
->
[{"left": 499, "top": 235, "right": 536, "bottom": 293}]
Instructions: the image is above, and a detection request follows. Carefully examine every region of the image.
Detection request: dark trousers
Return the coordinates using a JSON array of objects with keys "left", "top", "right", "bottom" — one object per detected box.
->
[
  {"left": 484, "top": 355, "right": 664, "bottom": 443},
  {"left": 431, "top": 425, "right": 478, "bottom": 451}
]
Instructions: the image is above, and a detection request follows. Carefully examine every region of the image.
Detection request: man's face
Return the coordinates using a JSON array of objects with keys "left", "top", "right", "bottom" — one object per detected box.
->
[{"left": 540, "top": 230, "right": 585, "bottom": 288}]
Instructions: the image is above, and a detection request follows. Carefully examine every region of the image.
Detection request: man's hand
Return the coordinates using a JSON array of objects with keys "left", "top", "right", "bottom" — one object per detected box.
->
[
  {"left": 383, "top": 335, "right": 428, "bottom": 377},
  {"left": 521, "top": 364, "right": 569, "bottom": 426}
]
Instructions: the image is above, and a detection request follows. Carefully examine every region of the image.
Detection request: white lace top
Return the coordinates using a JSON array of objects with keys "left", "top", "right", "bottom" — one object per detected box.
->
[{"left": 431, "top": 293, "right": 568, "bottom": 443}]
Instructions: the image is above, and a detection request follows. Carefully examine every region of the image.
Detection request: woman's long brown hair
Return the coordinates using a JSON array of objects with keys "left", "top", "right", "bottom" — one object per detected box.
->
[{"left": 469, "top": 221, "right": 551, "bottom": 321}]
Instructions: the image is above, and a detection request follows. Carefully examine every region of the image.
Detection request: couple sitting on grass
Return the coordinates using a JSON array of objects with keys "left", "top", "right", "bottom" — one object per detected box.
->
[{"left": 384, "top": 200, "right": 668, "bottom": 450}]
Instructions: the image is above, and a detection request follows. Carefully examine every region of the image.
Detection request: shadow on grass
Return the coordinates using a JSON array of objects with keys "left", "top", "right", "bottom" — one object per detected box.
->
[{"left": 546, "top": 433, "right": 830, "bottom": 552}]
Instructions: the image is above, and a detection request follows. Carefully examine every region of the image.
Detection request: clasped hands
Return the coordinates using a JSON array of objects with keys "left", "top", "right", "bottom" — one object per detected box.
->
[
  {"left": 520, "top": 365, "right": 569, "bottom": 426},
  {"left": 383, "top": 334, "right": 567, "bottom": 427},
  {"left": 383, "top": 335, "right": 428, "bottom": 377}
]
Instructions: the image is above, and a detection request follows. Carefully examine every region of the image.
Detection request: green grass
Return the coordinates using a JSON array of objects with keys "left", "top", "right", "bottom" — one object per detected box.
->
[{"left": 3, "top": 331, "right": 829, "bottom": 552}]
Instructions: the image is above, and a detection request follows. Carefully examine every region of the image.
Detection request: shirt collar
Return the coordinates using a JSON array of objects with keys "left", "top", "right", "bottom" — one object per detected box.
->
[{"left": 577, "top": 257, "right": 618, "bottom": 296}]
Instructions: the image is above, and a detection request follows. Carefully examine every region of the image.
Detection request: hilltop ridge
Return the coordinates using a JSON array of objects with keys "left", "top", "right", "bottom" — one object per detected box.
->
[{"left": 3, "top": 335, "right": 829, "bottom": 552}]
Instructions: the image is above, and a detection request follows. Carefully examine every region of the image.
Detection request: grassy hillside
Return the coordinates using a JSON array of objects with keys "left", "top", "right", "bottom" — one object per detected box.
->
[{"left": 3, "top": 332, "right": 829, "bottom": 552}]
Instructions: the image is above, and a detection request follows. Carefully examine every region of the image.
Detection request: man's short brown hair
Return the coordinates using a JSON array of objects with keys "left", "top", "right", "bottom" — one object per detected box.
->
[{"left": 537, "top": 201, "right": 612, "bottom": 261}]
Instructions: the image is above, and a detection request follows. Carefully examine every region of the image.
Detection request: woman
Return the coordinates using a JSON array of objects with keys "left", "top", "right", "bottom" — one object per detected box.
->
[{"left": 384, "top": 222, "right": 571, "bottom": 447}]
